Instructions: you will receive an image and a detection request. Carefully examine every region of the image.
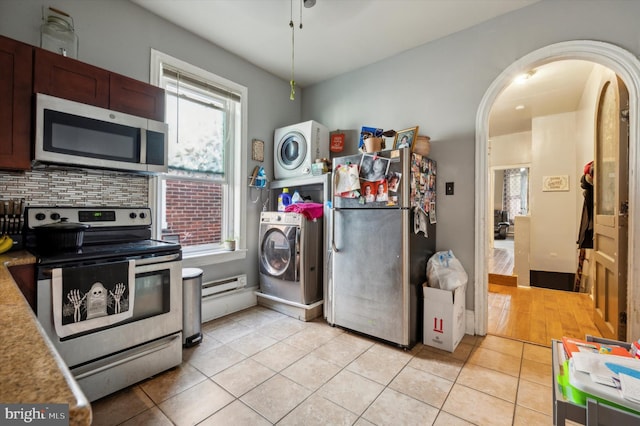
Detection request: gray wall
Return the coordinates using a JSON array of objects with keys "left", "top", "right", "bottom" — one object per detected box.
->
[{"left": 302, "top": 0, "right": 640, "bottom": 310}]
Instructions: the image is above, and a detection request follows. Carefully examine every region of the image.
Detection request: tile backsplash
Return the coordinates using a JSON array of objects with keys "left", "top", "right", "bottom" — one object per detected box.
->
[{"left": 0, "top": 167, "right": 149, "bottom": 207}]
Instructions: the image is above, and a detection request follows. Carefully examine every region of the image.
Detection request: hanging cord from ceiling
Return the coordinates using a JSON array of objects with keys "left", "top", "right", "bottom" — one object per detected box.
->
[{"left": 289, "top": 0, "right": 309, "bottom": 100}]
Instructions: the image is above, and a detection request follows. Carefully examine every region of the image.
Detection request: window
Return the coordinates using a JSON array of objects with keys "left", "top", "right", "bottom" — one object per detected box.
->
[
  {"left": 502, "top": 167, "right": 529, "bottom": 223},
  {"left": 150, "top": 50, "right": 247, "bottom": 256}
]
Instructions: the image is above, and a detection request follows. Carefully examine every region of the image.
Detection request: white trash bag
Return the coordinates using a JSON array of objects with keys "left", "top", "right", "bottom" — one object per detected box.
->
[{"left": 426, "top": 250, "right": 468, "bottom": 291}]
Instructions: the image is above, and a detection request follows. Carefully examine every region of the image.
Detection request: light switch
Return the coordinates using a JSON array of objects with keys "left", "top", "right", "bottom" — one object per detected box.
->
[{"left": 446, "top": 182, "right": 454, "bottom": 195}]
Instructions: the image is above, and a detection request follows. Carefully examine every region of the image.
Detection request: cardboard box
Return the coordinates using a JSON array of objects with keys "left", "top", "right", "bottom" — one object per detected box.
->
[{"left": 423, "top": 284, "right": 466, "bottom": 352}]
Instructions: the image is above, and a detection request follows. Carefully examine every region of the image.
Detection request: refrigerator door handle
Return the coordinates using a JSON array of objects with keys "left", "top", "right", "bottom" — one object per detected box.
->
[{"left": 331, "top": 208, "right": 339, "bottom": 252}]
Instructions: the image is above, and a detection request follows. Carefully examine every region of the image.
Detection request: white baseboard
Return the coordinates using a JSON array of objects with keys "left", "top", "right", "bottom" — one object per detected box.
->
[
  {"left": 465, "top": 309, "right": 475, "bottom": 335},
  {"left": 201, "top": 286, "right": 258, "bottom": 323}
]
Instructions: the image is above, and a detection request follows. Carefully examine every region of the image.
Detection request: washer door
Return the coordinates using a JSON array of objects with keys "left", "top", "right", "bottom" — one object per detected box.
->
[
  {"left": 259, "top": 226, "right": 297, "bottom": 281},
  {"left": 276, "top": 131, "right": 307, "bottom": 173}
]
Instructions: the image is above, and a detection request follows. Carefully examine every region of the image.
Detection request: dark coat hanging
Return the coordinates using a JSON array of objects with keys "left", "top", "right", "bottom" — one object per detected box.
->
[{"left": 577, "top": 165, "right": 594, "bottom": 249}]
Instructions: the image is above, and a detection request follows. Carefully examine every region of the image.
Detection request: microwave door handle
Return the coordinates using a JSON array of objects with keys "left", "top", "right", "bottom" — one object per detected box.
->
[{"left": 140, "top": 127, "right": 147, "bottom": 164}]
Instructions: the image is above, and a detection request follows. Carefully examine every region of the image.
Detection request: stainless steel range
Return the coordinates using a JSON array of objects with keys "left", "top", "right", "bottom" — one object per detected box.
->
[{"left": 25, "top": 206, "right": 183, "bottom": 402}]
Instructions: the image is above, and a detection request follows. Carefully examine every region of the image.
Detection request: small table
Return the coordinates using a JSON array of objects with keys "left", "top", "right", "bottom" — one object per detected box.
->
[{"left": 552, "top": 336, "right": 640, "bottom": 425}]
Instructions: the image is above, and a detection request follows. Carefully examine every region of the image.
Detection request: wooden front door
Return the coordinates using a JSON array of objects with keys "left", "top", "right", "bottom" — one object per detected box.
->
[{"left": 593, "top": 76, "right": 629, "bottom": 341}]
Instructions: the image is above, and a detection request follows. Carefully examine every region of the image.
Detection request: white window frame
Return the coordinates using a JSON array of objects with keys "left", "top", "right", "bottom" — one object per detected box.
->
[{"left": 150, "top": 49, "right": 247, "bottom": 264}]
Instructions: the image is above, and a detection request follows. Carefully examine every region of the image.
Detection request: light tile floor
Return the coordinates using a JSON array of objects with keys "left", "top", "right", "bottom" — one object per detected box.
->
[{"left": 91, "top": 306, "right": 554, "bottom": 425}]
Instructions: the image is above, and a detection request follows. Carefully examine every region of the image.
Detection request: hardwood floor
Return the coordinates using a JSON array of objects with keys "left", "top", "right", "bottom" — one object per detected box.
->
[
  {"left": 486, "top": 236, "right": 602, "bottom": 346},
  {"left": 488, "top": 282, "right": 603, "bottom": 346},
  {"left": 489, "top": 237, "right": 514, "bottom": 276}
]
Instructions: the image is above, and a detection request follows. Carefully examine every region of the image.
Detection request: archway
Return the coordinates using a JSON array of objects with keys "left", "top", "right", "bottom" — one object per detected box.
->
[{"left": 475, "top": 41, "right": 640, "bottom": 340}]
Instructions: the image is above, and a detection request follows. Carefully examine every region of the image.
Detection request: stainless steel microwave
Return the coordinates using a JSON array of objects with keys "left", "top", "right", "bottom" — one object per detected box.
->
[{"left": 34, "top": 93, "right": 168, "bottom": 173}]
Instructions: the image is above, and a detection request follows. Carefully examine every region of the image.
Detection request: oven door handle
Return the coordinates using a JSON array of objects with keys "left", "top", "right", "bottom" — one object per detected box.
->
[
  {"left": 135, "top": 253, "right": 181, "bottom": 266},
  {"left": 73, "top": 333, "right": 181, "bottom": 380}
]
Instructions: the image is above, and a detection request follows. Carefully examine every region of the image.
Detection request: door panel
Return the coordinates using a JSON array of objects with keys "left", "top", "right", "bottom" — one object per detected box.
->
[
  {"left": 259, "top": 226, "right": 296, "bottom": 281},
  {"left": 331, "top": 208, "right": 406, "bottom": 345},
  {"left": 0, "top": 36, "right": 32, "bottom": 170},
  {"left": 593, "top": 77, "right": 629, "bottom": 341}
]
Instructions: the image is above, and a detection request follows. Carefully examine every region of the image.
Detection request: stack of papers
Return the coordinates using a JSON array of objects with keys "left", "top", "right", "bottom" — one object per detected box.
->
[
  {"left": 562, "top": 336, "right": 632, "bottom": 358},
  {"left": 620, "top": 374, "right": 640, "bottom": 404},
  {"left": 571, "top": 351, "right": 640, "bottom": 404}
]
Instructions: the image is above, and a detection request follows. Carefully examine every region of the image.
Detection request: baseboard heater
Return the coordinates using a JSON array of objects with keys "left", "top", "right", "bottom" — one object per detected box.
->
[{"left": 202, "top": 274, "right": 247, "bottom": 298}]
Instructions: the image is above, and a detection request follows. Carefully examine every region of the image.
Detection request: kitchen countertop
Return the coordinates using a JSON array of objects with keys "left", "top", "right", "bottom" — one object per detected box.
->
[{"left": 0, "top": 250, "right": 92, "bottom": 426}]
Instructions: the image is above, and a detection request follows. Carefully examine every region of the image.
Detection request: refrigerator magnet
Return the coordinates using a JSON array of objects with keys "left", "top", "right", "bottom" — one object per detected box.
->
[
  {"left": 429, "top": 202, "right": 437, "bottom": 224},
  {"left": 387, "top": 172, "right": 401, "bottom": 192},
  {"left": 375, "top": 181, "right": 388, "bottom": 202},
  {"left": 360, "top": 154, "right": 390, "bottom": 182},
  {"left": 362, "top": 182, "right": 376, "bottom": 203}
]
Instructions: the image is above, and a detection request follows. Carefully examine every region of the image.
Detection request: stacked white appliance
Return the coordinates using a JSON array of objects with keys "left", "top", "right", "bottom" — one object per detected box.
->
[{"left": 274, "top": 120, "right": 329, "bottom": 180}]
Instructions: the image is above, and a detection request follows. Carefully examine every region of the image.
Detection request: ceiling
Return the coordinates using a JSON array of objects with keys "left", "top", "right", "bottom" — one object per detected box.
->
[
  {"left": 131, "top": 0, "right": 600, "bottom": 135},
  {"left": 131, "top": 0, "right": 540, "bottom": 87},
  {"left": 489, "top": 60, "right": 597, "bottom": 137}
]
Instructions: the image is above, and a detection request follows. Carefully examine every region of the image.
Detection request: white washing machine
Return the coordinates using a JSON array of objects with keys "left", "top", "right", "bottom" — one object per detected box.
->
[
  {"left": 258, "top": 211, "right": 322, "bottom": 304},
  {"left": 274, "top": 120, "right": 329, "bottom": 180}
]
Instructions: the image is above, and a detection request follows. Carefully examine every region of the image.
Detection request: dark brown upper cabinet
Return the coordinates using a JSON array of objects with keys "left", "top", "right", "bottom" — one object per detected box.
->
[
  {"left": 110, "top": 73, "right": 165, "bottom": 122},
  {"left": 0, "top": 35, "right": 33, "bottom": 170},
  {"left": 33, "top": 48, "right": 164, "bottom": 122},
  {"left": 34, "top": 48, "right": 110, "bottom": 108}
]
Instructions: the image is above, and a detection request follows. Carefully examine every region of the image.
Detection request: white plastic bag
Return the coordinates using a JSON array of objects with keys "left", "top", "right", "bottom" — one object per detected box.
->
[{"left": 426, "top": 250, "right": 468, "bottom": 291}]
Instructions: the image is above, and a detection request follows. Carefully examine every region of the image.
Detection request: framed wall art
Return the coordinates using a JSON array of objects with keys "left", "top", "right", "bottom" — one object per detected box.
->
[
  {"left": 251, "top": 139, "right": 265, "bottom": 162},
  {"left": 542, "top": 175, "right": 569, "bottom": 191},
  {"left": 393, "top": 126, "right": 419, "bottom": 150}
]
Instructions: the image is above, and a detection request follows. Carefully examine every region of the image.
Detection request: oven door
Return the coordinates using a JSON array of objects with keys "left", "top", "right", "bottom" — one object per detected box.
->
[{"left": 37, "top": 253, "right": 182, "bottom": 369}]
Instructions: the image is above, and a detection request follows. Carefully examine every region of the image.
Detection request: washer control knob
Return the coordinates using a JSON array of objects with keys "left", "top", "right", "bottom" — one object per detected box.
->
[
  {"left": 50, "top": 213, "right": 60, "bottom": 221},
  {"left": 139, "top": 212, "right": 146, "bottom": 219},
  {"left": 35, "top": 213, "right": 46, "bottom": 221},
  {"left": 129, "top": 212, "right": 137, "bottom": 219}
]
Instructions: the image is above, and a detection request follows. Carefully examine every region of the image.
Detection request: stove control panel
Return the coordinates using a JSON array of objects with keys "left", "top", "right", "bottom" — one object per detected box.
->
[{"left": 26, "top": 207, "right": 153, "bottom": 229}]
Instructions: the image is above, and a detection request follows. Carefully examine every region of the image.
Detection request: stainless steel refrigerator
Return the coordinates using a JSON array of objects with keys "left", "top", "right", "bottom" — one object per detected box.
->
[{"left": 326, "top": 148, "right": 436, "bottom": 348}]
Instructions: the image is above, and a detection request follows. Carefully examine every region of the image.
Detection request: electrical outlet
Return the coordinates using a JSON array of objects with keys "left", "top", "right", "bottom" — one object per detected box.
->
[{"left": 446, "top": 182, "right": 454, "bottom": 195}]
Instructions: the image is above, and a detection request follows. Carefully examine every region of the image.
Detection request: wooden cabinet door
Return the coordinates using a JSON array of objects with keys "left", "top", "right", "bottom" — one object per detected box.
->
[
  {"left": 110, "top": 73, "right": 165, "bottom": 121},
  {"left": 0, "top": 36, "right": 32, "bottom": 170},
  {"left": 34, "top": 48, "right": 109, "bottom": 108},
  {"left": 9, "top": 263, "right": 36, "bottom": 312}
]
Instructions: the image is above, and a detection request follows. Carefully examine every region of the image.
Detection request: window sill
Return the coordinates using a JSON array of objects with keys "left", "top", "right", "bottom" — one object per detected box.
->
[{"left": 182, "top": 248, "right": 247, "bottom": 267}]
